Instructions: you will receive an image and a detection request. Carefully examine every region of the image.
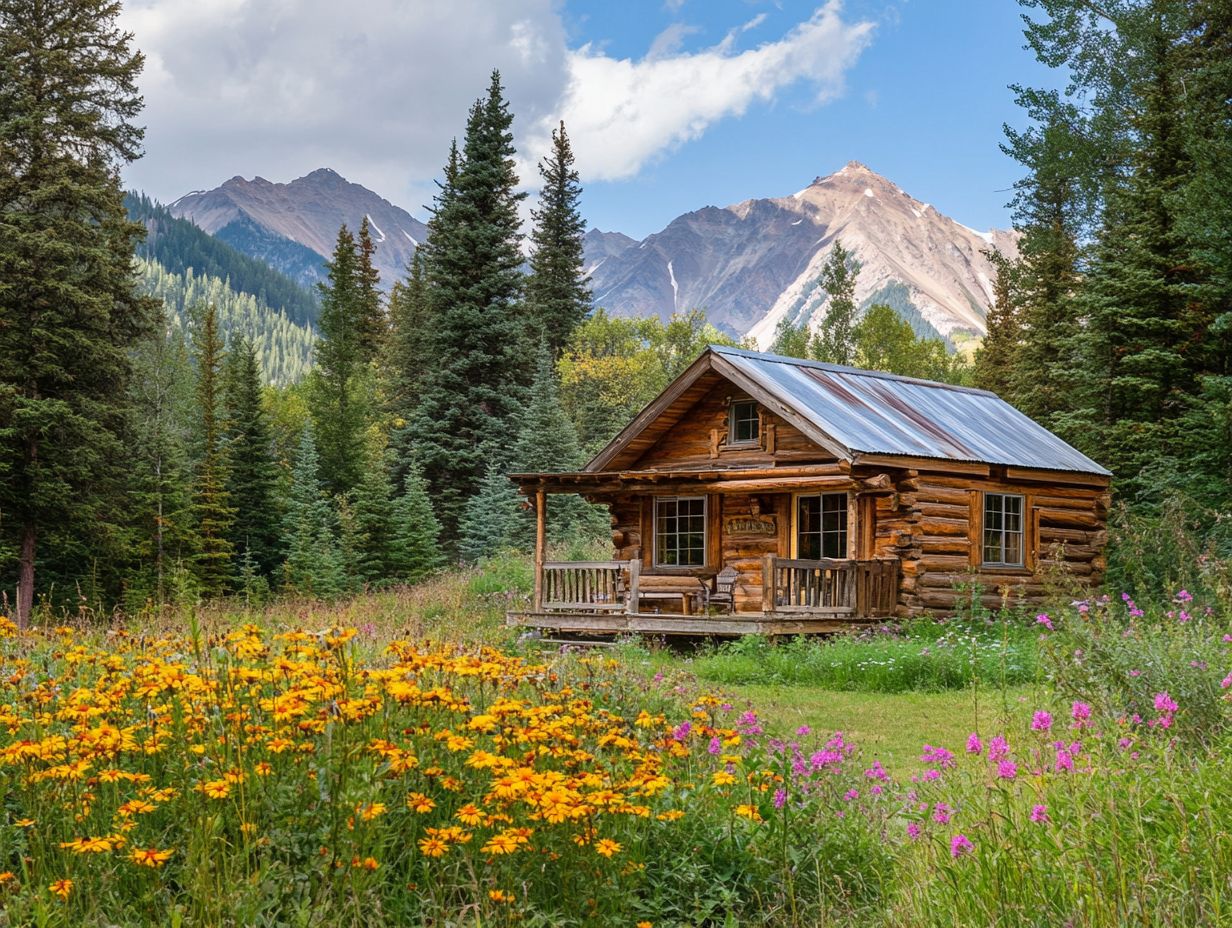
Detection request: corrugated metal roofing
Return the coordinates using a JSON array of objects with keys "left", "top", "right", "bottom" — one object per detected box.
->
[{"left": 710, "top": 346, "right": 1111, "bottom": 476}]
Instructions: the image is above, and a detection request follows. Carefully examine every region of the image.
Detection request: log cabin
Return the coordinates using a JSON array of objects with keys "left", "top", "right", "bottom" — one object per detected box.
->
[{"left": 507, "top": 345, "right": 1111, "bottom": 637}]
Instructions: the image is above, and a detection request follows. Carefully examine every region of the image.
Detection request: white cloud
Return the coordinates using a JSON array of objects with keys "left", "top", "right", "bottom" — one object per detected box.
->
[
  {"left": 527, "top": 2, "right": 875, "bottom": 182},
  {"left": 118, "top": 0, "right": 874, "bottom": 211}
]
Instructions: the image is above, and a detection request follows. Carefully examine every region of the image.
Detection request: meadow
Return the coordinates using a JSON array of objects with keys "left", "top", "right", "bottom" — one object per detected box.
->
[{"left": 1, "top": 558, "right": 1230, "bottom": 927}]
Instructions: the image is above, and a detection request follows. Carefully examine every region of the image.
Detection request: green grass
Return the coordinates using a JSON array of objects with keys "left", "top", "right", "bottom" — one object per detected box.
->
[{"left": 725, "top": 683, "right": 1034, "bottom": 772}]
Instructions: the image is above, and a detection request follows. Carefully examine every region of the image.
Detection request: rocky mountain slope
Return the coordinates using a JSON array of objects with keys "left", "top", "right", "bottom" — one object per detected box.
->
[
  {"left": 169, "top": 168, "right": 429, "bottom": 291},
  {"left": 584, "top": 162, "right": 1017, "bottom": 344}
]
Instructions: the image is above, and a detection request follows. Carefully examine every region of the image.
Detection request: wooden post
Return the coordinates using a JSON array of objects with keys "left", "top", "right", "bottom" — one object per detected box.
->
[
  {"left": 761, "top": 553, "right": 776, "bottom": 614},
  {"left": 533, "top": 490, "right": 546, "bottom": 612},
  {"left": 626, "top": 558, "right": 640, "bottom": 614}
]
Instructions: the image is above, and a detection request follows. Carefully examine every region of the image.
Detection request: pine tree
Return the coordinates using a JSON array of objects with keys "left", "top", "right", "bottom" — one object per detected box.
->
[
  {"left": 192, "top": 303, "right": 234, "bottom": 596},
  {"left": 390, "top": 461, "right": 444, "bottom": 583},
  {"left": 355, "top": 217, "right": 387, "bottom": 361},
  {"left": 458, "top": 461, "right": 523, "bottom": 564},
  {"left": 526, "top": 121, "right": 591, "bottom": 358},
  {"left": 384, "top": 248, "right": 433, "bottom": 424},
  {"left": 809, "top": 241, "right": 859, "bottom": 366},
  {"left": 350, "top": 449, "right": 400, "bottom": 585},
  {"left": 0, "top": 0, "right": 158, "bottom": 625},
  {"left": 223, "top": 336, "right": 282, "bottom": 578},
  {"left": 972, "top": 249, "right": 1023, "bottom": 397},
  {"left": 509, "top": 347, "right": 605, "bottom": 547},
  {"left": 411, "top": 72, "right": 530, "bottom": 550},
  {"left": 281, "top": 425, "right": 346, "bottom": 597},
  {"left": 312, "top": 225, "right": 368, "bottom": 496}
]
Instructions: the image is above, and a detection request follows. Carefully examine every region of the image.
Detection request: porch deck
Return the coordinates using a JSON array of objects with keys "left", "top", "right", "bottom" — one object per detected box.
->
[{"left": 508, "top": 556, "right": 900, "bottom": 638}]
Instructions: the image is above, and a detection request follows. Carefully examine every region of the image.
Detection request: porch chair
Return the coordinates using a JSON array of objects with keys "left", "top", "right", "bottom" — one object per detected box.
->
[{"left": 705, "top": 566, "right": 739, "bottom": 614}]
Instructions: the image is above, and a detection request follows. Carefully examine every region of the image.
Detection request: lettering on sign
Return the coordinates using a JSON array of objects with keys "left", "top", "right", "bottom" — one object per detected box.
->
[{"left": 725, "top": 516, "right": 776, "bottom": 537}]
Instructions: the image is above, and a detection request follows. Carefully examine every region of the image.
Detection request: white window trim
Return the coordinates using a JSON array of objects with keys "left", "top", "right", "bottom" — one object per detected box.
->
[
  {"left": 791, "top": 491, "right": 854, "bottom": 560},
  {"left": 653, "top": 495, "right": 708, "bottom": 569},
  {"left": 727, "top": 400, "right": 760, "bottom": 447},
  {"left": 982, "top": 492, "right": 1026, "bottom": 567}
]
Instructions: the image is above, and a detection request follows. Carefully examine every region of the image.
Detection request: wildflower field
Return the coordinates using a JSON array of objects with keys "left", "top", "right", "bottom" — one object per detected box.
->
[{"left": 1, "top": 579, "right": 1231, "bottom": 926}]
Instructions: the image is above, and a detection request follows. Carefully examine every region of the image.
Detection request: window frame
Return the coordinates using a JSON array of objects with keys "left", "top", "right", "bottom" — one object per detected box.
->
[
  {"left": 653, "top": 496, "right": 708, "bottom": 569},
  {"left": 792, "top": 491, "right": 852, "bottom": 560},
  {"left": 981, "top": 492, "right": 1026, "bottom": 567},
  {"left": 727, "top": 399, "right": 760, "bottom": 447}
]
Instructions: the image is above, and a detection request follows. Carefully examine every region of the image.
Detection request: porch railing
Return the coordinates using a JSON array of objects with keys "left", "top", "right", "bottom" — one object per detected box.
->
[
  {"left": 761, "top": 556, "right": 898, "bottom": 619},
  {"left": 539, "top": 560, "right": 639, "bottom": 612}
]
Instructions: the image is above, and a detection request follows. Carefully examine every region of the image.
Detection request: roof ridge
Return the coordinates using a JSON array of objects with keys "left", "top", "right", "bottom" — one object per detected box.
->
[{"left": 708, "top": 344, "right": 997, "bottom": 397}]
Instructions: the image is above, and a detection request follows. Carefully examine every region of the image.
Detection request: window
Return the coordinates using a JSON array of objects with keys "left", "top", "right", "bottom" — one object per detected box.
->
[
  {"left": 983, "top": 493, "right": 1024, "bottom": 566},
  {"left": 655, "top": 497, "right": 707, "bottom": 567},
  {"left": 796, "top": 493, "right": 848, "bottom": 559},
  {"left": 728, "top": 400, "right": 759, "bottom": 445}
]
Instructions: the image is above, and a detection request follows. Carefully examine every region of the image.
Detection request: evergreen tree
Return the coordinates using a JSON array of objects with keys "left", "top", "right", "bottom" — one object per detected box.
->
[
  {"left": 458, "top": 461, "right": 523, "bottom": 564},
  {"left": 336, "top": 494, "right": 363, "bottom": 594},
  {"left": 509, "top": 347, "right": 605, "bottom": 546},
  {"left": 223, "top": 336, "right": 282, "bottom": 578},
  {"left": 355, "top": 217, "right": 387, "bottom": 361},
  {"left": 412, "top": 72, "right": 530, "bottom": 550},
  {"left": 809, "top": 241, "right": 859, "bottom": 365},
  {"left": 384, "top": 248, "right": 432, "bottom": 423},
  {"left": 389, "top": 460, "right": 443, "bottom": 583},
  {"left": 0, "top": 0, "right": 158, "bottom": 625},
  {"left": 526, "top": 121, "right": 591, "bottom": 357},
  {"left": 350, "top": 449, "right": 401, "bottom": 585},
  {"left": 972, "top": 249, "right": 1023, "bottom": 397},
  {"left": 192, "top": 303, "right": 234, "bottom": 596},
  {"left": 281, "top": 425, "right": 345, "bottom": 597},
  {"left": 312, "top": 225, "right": 367, "bottom": 496}
]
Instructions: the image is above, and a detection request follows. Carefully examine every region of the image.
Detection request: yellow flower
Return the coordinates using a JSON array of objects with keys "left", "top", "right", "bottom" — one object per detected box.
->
[
  {"left": 117, "top": 799, "right": 156, "bottom": 816},
  {"left": 356, "top": 802, "right": 387, "bottom": 821},
  {"left": 595, "top": 838, "right": 622, "bottom": 858},
  {"left": 712, "top": 770, "right": 736, "bottom": 786},
  {"left": 351, "top": 856, "right": 379, "bottom": 870},
  {"left": 735, "top": 804, "right": 763, "bottom": 822},
  {"left": 638, "top": 922, "right": 654, "bottom": 928},
  {"left": 406, "top": 792, "right": 435, "bottom": 814},
  {"left": 14, "top": 818, "right": 35, "bottom": 828},
  {"left": 198, "top": 779, "right": 231, "bottom": 800},
  {"left": 130, "top": 847, "right": 173, "bottom": 868},
  {"left": 417, "top": 836, "right": 448, "bottom": 858},
  {"left": 488, "top": 889, "right": 515, "bottom": 903},
  {"left": 49, "top": 879, "right": 73, "bottom": 900},
  {"left": 254, "top": 761, "right": 273, "bottom": 776},
  {"left": 60, "top": 836, "right": 114, "bottom": 854},
  {"left": 455, "top": 804, "right": 484, "bottom": 825},
  {"left": 0, "top": 871, "right": 16, "bottom": 885}
]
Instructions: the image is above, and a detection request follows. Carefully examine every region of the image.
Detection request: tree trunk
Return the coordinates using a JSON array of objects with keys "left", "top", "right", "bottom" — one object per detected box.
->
[{"left": 17, "top": 522, "right": 35, "bottom": 628}]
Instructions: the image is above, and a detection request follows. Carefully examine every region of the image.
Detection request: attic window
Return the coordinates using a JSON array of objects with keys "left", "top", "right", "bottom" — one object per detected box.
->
[{"left": 729, "top": 400, "right": 760, "bottom": 446}]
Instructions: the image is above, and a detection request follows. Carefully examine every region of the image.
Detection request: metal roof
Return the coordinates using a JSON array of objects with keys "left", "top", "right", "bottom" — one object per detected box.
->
[{"left": 707, "top": 346, "right": 1111, "bottom": 476}]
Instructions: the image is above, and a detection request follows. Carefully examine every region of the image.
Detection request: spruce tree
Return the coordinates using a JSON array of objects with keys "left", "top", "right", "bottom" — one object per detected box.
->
[
  {"left": 509, "top": 347, "right": 605, "bottom": 546},
  {"left": 193, "top": 303, "right": 234, "bottom": 596},
  {"left": 281, "top": 425, "right": 346, "bottom": 597},
  {"left": 384, "top": 248, "right": 433, "bottom": 424},
  {"left": 411, "top": 72, "right": 530, "bottom": 550},
  {"left": 458, "top": 461, "right": 523, "bottom": 564},
  {"left": 526, "top": 121, "right": 591, "bottom": 358},
  {"left": 809, "top": 241, "right": 859, "bottom": 366},
  {"left": 312, "top": 225, "right": 367, "bottom": 496},
  {"left": 223, "top": 336, "right": 282, "bottom": 578},
  {"left": 0, "top": 0, "right": 158, "bottom": 624},
  {"left": 355, "top": 217, "right": 387, "bottom": 361},
  {"left": 972, "top": 250, "right": 1023, "bottom": 397},
  {"left": 390, "top": 461, "right": 444, "bottom": 583},
  {"left": 350, "top": 448, "right": 400, "bottom": 585}
]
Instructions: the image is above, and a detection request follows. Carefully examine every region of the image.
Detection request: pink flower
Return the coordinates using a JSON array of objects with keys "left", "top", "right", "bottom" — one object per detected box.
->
[
  {"left": 1035, "top": 613, "right": 1054, "bottom": 630},
  {"left": 843, "top": 789, "right": 859, "bottom": 802},
  {"left": 907, "top": 822, "right": 921, "bottom": 840},
  {"left": 773, "top": 788, "right": 787, "bottom": 809},
  {"left": 950, "top": 834, "right": 974, "bottom": 858},
  {"left": 997, "top": 759, "right": 1018, "bottom": 780},
  {"left": 1030, "top": 804, "right": 1049, "bottom": 823},
  {"left": 966, "top": 732, "right": 983, "bottom": 755},
  {"left": 1154, "top": 692, "right": 1178, "bottom": 714},
  {"left": 921, "top": 745, "right": 956, "bottom": 769},
  {"left": 1054, "top": 748, "right": 1074, "bottom": 772},
  {"left": 1071, "top": 702, "right": 1092, "bottom": 727},
  {"left": 1176, "top": 589, "right": 1193, "bottom": 603},
  {"left": 864, "top": 760, "right": 890, "bottom": 781},
  {"left": 796, "top": 725, "right": 811, "bottom": 736},
  {"left": 672, "top": 722, "right": 691, "bottom": 742},
  {"left": 708, "top": 736, "right": 722, "bottom": 755},
  {"left": 932, "top": 803, "right": 952, "bottom": 824},
  {"left": 1031, "top": 711, "right": 1053, "bottom": 732},
  {"left": 988, "top": 735, "right": 1009, "bottom": 762},
  {"left": 1221, "top": 674, "right": 1232, "bottom": 690},
  {"left": 1178, "top": 610, "right": 1191, "bottom": 623}
]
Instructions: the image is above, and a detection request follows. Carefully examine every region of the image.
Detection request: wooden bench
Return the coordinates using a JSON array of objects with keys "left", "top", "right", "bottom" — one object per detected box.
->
[{"left": 635, "top": 574, "right": 709, "bottom": 615}]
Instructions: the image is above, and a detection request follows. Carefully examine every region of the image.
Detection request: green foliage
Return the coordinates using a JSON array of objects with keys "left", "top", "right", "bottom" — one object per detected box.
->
[
  {"left": 809, "top": 240, "right": 858, "bottom": 365},
  {"left": 191, "top": 304, "right": 234, "bottom": 596},
  {"left": 350, "top": 448, "right": 404, "bottom": 586},
  {"left": 526, "top": 121, "right": 591, "bottom": 358},
  {"left": 853, "top": 305, "right": 969, "bottom": 384},
  {"left": 125, "top": 192, "right": 320, "bottom": 328},
  {"left": 768, "top": 316, "right": 811, "bottom": 359},
  {"left": 281, "top": 425, "right": 346, "bottom": 596},
  {"left": 458, "top": 462, "right": 523, "bottom": 564},
  {"left": 411, "top": 72, "right": 531, "bottom": 548},
  {"left": 971, "top": 249, "right": 1021, "bottom": 396},
  {"left": 0, "top": 0, "right": 158, "bottom": 624},
  {"left": 390, "top": 461, "right": 445, "bottom": 584},
  {"left": 223, "top": 336, "right": 283, "bottom": 579},
  {"left": 558, "top": 308, "right": 742, "bottom": 453},
  {"left": 383, "top": 249, "right": 432, "bottom": 425}
]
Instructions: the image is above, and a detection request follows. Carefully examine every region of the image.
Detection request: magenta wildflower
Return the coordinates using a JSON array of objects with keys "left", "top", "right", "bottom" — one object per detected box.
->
[
  {"left": 907, "top": 822, "right": 921, "bottom": 840},
  {"left": 997, "top": 759, "right": 1018, "bottom": 780},
  {"left": 773, "top": 788, "right": 787, "bottom": 810},
  {"left": 843, "top": 789, "right": 859, "bottom": 801},
  {"left": 708, "top": 736, "right": 721, "bottom": 755},
  {"left": 796, "top": 725, "right": 811, "bottom": 737},
  {"left": 1071, "top": 701, "right": 1092, "bottom": 724},
  {"left": 923, "top": 769, "right": 941, "bottom": 781},
  {"left": 864, "top": 760, "right": 890, "bottom": 781},
  {"left": 988, "top": 735, "right": 1009, "bottom": 762},
  {"left": 1178, "top": 610, "right": 1191, "bottom": 623},
  {"left": 1030, "top": 804, "right": 1049, "bottom": 823},
  {"left": 932, "top": 803, "right": 952, "bottom": 824},
  {"left": 1221, "top": 673, "right": 1232, "bottom": 690},
  {"left": 1154, "top": 692, "right": 1178, "bottom": 713},
  {"left": 1054, "top": 748, "right": 1074, "bottom": 772},
  {"left": 950, "top": 834, "right": 974, "bottom": 858},
  {"left": 671, "top": 721, "right": 691, "bottom": 742},
  {"left": 921, "top": 744, "right": 956, "bottom": 769},
  {"left": 1031, "top": 711, "right": 1053, "bottom": 732},
  {"left": 1035, "top": 613, "right": 1054, "bottom": 631},
  {"left": 1176, "top": 589, "right": 1193, "bottom": 603},
  {"left": 966, "top": 732, "right": 983, "bottom": 755}
]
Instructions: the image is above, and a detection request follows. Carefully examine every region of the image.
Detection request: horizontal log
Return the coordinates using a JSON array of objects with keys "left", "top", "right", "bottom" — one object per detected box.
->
[
  {"left": 917, "top": 535, "right": 972, "bottom": 554},
  {"left": 914, "top": 517, "right": 970, "bottom": 536},
  {"left": 1036, "top": 507, "right": 1101, "bottom": 529},
  {"left": 914, "top": 501, "right": 974, "bottom": 519},
  {"left": 917, "top": 554, "right": 975, "bottom": 572}
]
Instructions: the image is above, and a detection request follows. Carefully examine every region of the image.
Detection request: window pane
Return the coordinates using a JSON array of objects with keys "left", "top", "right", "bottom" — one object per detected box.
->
[
  {"left": 656, "top": 497, "right": 706, "bottom": 567},
  {"left": 730, "top": 401, "right": 760, "bottom": 443},
  {"left": 982, "top": 493, "right": 1025, "bottom": 566}
]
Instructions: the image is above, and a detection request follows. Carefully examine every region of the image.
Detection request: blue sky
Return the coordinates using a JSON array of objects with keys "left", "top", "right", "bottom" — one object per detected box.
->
[
  {"left": 122, "top": 0, "right": 1060, "bottom": 240},
  {"left": 566, "top": 0, "right": 1056, "bottom": 237}
]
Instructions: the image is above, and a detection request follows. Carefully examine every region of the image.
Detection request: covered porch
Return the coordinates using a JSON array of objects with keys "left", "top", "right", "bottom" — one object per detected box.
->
[{"left": 508, "top": 463, "right": 901, "bottom": 637}]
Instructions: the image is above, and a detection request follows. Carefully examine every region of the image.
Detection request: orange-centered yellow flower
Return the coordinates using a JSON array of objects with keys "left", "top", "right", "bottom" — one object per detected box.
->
[{"left": 130, "top": 848, "right": 174, "bottom": 868}]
